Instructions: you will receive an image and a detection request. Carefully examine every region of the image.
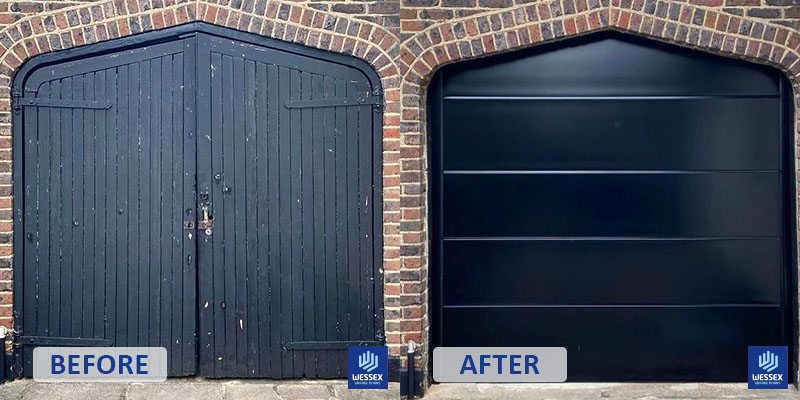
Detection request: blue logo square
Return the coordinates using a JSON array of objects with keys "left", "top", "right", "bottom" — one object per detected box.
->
[
  {"left": 748, "top": 346, "right": 788, "bottom": 389},
  {"left": 348, "top": 346, "right": 388, "bottom": 389}
]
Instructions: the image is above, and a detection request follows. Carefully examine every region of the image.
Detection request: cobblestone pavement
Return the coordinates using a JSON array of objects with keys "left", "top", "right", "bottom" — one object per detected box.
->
[
  {"left": 423, "top": 382, "right": 800, "bottom": 400},
  {"left": 0, "top": 379, "right": 399, "bottom": 400}
]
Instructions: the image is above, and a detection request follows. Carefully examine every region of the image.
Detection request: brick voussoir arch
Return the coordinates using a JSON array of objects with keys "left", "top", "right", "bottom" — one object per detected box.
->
[
  {"left": 0, "top": 0, "right": 403, "bottom": 109},
  {"left": 400, "top": 0, "right": 610, "bottom": 86},
  {"left": 404, "top": 1, "right": 800, "bottom": 89},
  {"left": 0, "top": 0, "right": 404, "bottom": 236}
]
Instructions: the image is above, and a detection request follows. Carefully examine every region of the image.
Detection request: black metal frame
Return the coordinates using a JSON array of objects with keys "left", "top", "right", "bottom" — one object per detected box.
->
[
  {"left": 11, "top": 22, "right": 385, "bottom": 377},
  {"left": 427, "top": 32, "right": 799, "bottom": 382}
]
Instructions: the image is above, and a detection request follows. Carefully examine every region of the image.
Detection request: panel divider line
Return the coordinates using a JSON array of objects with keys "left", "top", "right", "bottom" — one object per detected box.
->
[
  {"left": 442, "top": 304, "right": 783, "bottom": 308},
  {"left": 443, "top": 236, "right": 782, "bottom": 241},
  {"left": 442, "top": 170, "right": 782, "bottom": 174},
  {"left": 442, "top": 95, "right": 781, "bottom": 100}
]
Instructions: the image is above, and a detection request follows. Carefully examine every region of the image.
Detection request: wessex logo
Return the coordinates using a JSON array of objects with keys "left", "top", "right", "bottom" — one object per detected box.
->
[
  {"left": 748, "top": 346, "right": 788, "bottom": 389},
  {"left": 348, "top": 346, "right": 388, "bottom": 389},
  {"left": 758, "top": 350, "right": 779, "bottom": 373},
  {"left": 358, "top": 350, "right": 380, "bottom": 373}
]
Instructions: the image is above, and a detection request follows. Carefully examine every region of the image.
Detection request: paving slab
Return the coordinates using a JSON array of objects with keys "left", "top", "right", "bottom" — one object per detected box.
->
[
  {"left": 275, "top": 382, "right": 333, "bottom": 399},
  {"left": 330, "top": 382, "right": 397, "bottom": 400},
  {"left": 22, "top": 382, "right": 125, "bottom": 400},
  {"left": 0, "top": 380, "right": 31, "bottom": 400},
  {"left": 423, "top": 383, "right": 800, "bottom": 400},
  {"left": 222, "top": 381, "right": 281, "bottom": 399},
  {"left": 125, "top": 381, "right": 224, "bottom": 400}
]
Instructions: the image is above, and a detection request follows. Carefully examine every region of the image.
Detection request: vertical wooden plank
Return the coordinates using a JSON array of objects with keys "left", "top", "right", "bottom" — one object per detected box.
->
[
  {"left": 104, "top": 68, "right": 118, "bottom": 345},
  {"left": 180, "top": 39, "right": 198, "bottom": 375},
  {"left": 345, "top": 82, "right": 360, "bottom": 344},
  {"left": 59, "top": 76, "right": 74, "bottom": 337},
  {"left": 160, "top": 55, "right": 173, "bottom": 359},
  {"left": 278, "top": 65, "right": 293, "bottom": 377},
  {"left": 148, "top": 56, "right": 162, "bottom": 349},
  {"left": 173, "top": 53, "right": 185, "bottom": 372},
  {"left": 289, "top": 68, "right": 304, "bottom": 378},
  {"left": 197, "top": 37, "right": 217, "bottom": 377},
  {"left": 82, "top": 72, "right": 96, "bottom": 339},
  {"left": 23, "top": 82, "right": 40, "bottom": 343},
  {"left": 243, "top": 59, "right": 258, "bottom": 376},
  {"left": 93, "top": 70, "right": 107, "bottom": 342},
  {"left": 333, "top": 78, "right": 349, "bottom": 375},
  {"left": 117, "top": 65, "right": 131, "bottom": 348},
  {"left": 138, "top": 59, "right": 152, "bottom": 347},
  {"left": 267, "top": 63, "right": 282, "bottom": 378},
  {"left": 255, "top": 61, "right": 271, "bottom": 377},
  {"left": 111, "top": 65, "right": 125, "bottom": 346},
  {"left": 310, "top": 74, "right": 328, "bottom": 377},
  {"left": 322, "top": 75, "right": 337, "bottom": 377},
  {"left": 71, "top": 73, "right": 85, "bottom": 339},
  {"left": 299, "top": 71, "right": 316, "bottom": 377},
  {"left": 158, "top": 53, "right": 173, "bottom": 363},
  {"left": 127, "top": 62, "right": 141, "bottom": 346},
  {"left": 210, "top": 51, "right": 228, "bottom": 376},
  {"left": 232, "top": 55, "right": 247, "bottom": 375},
  {"left": 221, "top": 54, "right": 237, "bottom": 376},
  {"left": 33, "top": 83, "right": 50, "bottom": 339},
  {"left": 47, "top": 80, "right": 62, "bottom": 339}
]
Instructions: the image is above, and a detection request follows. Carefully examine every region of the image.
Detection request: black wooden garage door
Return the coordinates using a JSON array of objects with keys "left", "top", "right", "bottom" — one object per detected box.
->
[
  {"left": 429, "top": 33, "right": 794, "bottom": 381},
  {"left": 14, "top": 24, "right": 383, "bottom": 378}
]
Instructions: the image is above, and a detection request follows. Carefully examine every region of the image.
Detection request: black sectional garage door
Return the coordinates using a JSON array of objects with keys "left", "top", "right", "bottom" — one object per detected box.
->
[
  {"left": 15, "top": 24, "right": 383, "bottom": 378},
  {"left": 429, "top": 33, "right": 794, "bottom": 381}
]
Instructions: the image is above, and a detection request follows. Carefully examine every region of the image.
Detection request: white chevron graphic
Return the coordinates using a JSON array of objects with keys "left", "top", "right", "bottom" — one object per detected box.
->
[
  {"left": 358, "top": 351, "right": 379, "bottom": 373},
  {"left": 758, "top": 350, "right": 779, "bottom": 373}
]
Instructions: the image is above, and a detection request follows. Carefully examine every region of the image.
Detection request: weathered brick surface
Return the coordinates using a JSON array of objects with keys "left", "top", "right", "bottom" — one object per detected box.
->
[{"left": 2, "top": 0, "right": 800, "bottom": 384}]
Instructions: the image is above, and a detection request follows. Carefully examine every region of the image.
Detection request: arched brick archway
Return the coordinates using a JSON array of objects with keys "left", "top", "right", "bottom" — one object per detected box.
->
[
  {"left": 0, "top": 0, "right": 402, "bottom": 123},
  {"left": 394, "top": 0, "right": 800, "bottom": 381}
]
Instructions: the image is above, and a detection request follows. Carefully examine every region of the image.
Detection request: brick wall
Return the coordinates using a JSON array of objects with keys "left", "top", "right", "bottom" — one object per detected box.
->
[{"left": 2, "top": 0, "right": 800, "bottom": 384}]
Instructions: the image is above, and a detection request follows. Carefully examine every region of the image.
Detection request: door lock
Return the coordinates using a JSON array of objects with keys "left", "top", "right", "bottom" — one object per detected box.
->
[{"left": 198, "top": 205, "right": 213, "bottom": 235}]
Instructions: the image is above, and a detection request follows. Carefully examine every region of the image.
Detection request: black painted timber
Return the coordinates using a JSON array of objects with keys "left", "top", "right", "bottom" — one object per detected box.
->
[{"left": 13, "top": 23, "right": 383, "bottom": 379}]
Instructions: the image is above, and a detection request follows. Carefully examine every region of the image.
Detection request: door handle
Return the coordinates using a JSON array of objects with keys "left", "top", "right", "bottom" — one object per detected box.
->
[{"left": 198, "top": 205, "right": 213, "bottom": 235}]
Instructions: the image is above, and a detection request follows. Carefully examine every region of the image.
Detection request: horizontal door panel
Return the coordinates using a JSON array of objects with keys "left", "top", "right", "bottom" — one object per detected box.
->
[
  {"left": 442, "top": 35, "right": 780, "bottom": 97},
  {"left": 443, "top": 98, "right": 781, "bottom": 171},
  {"left": 442, "top": 173, "right": 781, "bottom": 237},
  {"left": 442, "top": 239, "right": 782, "bottom": 305},
  {"left": 441, "top": 306, "right": 784, "bottom": 380}
]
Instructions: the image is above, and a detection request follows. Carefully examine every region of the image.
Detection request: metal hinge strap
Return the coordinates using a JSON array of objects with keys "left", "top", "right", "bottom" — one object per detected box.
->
[
  {"left": 284, "top": 96, "right": 381, "bottom": 109},
  {"left": 15, "top": 98, "right": 113, "bottom": 110},
  {"left": 10, "top": 87, "right": 23, "bottom": 114},
  {"left": 18, "top": 336, "right": 112, "bottom": 346}
]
